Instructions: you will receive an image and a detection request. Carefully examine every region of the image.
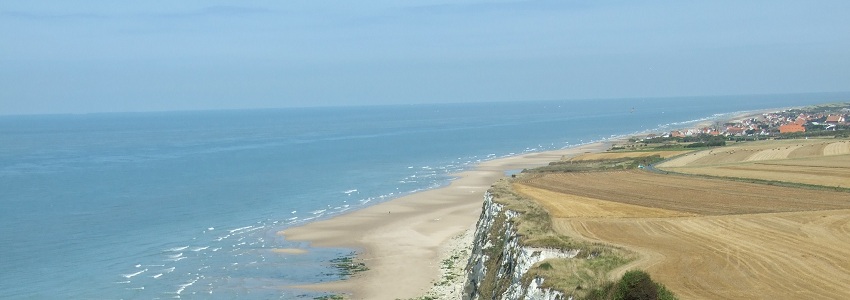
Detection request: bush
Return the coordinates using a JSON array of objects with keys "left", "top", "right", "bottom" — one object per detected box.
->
[
  {"left": 580, "top": 270, "right": 677, "bottom": 300},
  {"left": 614, "top": 270, "right": 657, "bottom": 300}
]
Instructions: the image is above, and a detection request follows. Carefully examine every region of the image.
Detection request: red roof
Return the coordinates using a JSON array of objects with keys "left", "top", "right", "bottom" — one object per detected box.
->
[
  {"left": 779, "top": 124, "right": 806, "bottom": 133},
  {"left": 825, "top": 115, "right": 845, "bottom": 123}
]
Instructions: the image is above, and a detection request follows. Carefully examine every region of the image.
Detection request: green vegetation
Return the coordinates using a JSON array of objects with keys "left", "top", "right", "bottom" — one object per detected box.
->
[
  {"left": 527, "top": 155, "right": 665, "bottom": 173},
  {"left": 327, "top": 252, "right": 369, "bottom": 277},
  {"left": 778, "top": 129, "right": 850, "bottom": 139},
  {"left": 632, "top": 134, "right": 728, "bottom": 145},
  {"left": 684, "top": 140, "right": 726, "bottom": 148},
  {"left": 313, "top": 294, "right": 344, "bottom": 300},
  {"left": 487, "top": 178, "right": 636, "bottom": 299},
  {"left": 483, "top": 151, "right": 687, "bottom": 299},
  {"left": 582, "top": 270, "right": 677, "bottom": 300}
]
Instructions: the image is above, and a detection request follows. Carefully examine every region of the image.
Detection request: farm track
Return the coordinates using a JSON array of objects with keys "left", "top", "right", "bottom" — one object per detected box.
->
[
  {"left": 519, "top": 171, "right": 850, "bottom": 215},
  {"left": 556, "top": 211, "right": 850, "bottom": 299},
  {"left": 516, "top": 155, "right": 850, "bottom": 299}
]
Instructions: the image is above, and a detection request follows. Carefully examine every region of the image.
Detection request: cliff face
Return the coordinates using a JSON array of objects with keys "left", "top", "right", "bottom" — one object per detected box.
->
[{"left": 462, "top": 192, "right": 579, "bottom": 300}]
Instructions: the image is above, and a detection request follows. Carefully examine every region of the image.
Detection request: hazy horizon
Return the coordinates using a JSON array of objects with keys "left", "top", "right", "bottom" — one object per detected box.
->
[{"left": 3, "top": 1, "right": 849, "bottom": 115}]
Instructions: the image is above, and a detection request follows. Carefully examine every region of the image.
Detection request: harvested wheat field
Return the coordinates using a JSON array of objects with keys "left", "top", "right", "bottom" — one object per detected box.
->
[
  {"left": 516, "top": 170, "right": 850, "bottom": 299},
  {"left": 657, "top": 139, "right": 850, "bottom": 187},
  {"left": 567, "top": 150, "right": 692, "bottom": 162}
]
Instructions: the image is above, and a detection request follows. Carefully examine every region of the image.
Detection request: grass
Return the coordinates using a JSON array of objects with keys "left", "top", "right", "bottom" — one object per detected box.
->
[
  {"left": 527, "top": 155, "right": 666, "bottom": 174},
  {"left": 487, "top": 178, "right": 635, "bottom": 299}
]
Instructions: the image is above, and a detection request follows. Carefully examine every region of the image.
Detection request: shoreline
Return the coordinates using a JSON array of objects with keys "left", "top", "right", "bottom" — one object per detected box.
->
[
  {"left": 280, "top": 141, "right": 616, "bottom": 299},
  {"left": 278, "top": 108, "right": 781, "bottom": 299}
]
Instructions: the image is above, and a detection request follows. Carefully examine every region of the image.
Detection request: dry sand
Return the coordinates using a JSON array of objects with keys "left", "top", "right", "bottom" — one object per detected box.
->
[
  {"left": 277, "top": 107, "right": 788, "bottom": 299},
  {"left": 279, "top": 141, "right": 613, "bottom": 299}
]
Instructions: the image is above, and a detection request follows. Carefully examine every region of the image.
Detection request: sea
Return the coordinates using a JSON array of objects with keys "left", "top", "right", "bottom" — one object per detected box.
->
[{"left": 1, "top": 93, "right": 848, "bottom": 299}]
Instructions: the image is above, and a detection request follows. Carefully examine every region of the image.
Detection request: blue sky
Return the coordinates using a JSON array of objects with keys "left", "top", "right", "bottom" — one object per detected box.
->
[{"left": 2, "top": 0, "right": 849, "bottom": 114}]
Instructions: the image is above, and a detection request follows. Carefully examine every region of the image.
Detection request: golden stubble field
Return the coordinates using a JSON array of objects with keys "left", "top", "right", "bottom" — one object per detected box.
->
[
  {"left": 657, "top": 139, "right": 850, "bottom": 188},
  {"left": 516, "top": 167, "right": 850, "bottom": 299}
]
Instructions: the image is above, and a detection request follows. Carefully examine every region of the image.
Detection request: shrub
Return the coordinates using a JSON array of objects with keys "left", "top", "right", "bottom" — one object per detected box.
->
[
  {"left": 614, "top": 270, "right": 657, "bottom": 300},
  {"left": 580, "top": 270, "right": 677, "bottom": 300}
]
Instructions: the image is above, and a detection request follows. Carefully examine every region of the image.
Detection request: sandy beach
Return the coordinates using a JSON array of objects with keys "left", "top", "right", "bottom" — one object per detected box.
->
[
  {"left": 280, "top": 141, "right": 614, "bottom": 299},
  {"left": 279, "top": 109, "right": 778, "bottom": 299}
]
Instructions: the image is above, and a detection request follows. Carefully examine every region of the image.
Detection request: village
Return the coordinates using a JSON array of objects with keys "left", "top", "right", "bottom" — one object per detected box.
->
[{"left": 654, "top": 103, "right": 850, "bottom": 140}]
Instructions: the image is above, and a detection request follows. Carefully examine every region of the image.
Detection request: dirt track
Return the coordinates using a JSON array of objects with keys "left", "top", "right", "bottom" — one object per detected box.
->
[
  {"left": 558, "top": 211, "right": 850, "bottom": 299},
  {"left": 519, "top": 171, "right": 850, "bottom": 215},
  {"left": 517, "top": 168, "right": 850, "bottom": 299}
]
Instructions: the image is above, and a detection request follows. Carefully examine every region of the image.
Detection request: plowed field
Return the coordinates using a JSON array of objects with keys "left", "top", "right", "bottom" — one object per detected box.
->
[{"left": 516, "top": 169, "right": 850, "bottom": 299}]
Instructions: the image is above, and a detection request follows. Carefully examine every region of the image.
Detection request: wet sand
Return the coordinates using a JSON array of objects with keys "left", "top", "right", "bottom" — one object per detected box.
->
[{"left": 279, "top": 141, "right": 614, "bottom": 299}]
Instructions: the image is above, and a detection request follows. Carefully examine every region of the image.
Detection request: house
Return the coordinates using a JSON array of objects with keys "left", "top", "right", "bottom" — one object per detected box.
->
[
  {"left": 670, "top": 130, "right": 685, "bottom": 138},
  {"left": 825, "top": 115, "right": 846, "bottom": 124},
  {"left": 726, "top": 127, "right": 746, "bottom": 136},
  {"left": 779, "top": 123, "right": 806, "bottom": 134}
]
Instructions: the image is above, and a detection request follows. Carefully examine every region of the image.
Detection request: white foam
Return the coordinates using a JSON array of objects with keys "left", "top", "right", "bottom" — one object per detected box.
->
[
  {"left": 165, "top": 256, "right": 186, "bottom": 262},
  {"left": 115, "top": 281, "right": 131, "bottom": 284},
  {"left": 165, "top": 246, "right": 188, "bottom": 252},
  {"left": 175, "top": 278, "right": 198, "bottom": 295},
  {"left": 152, "top": 273, "right": 163, "bottom": 279},
  {"left": 126, "top": 286, "right": 145, "bottom": 290},
  {"left": 122, "top": 269, "right": 147, "bottom": 278},
  {"left": 228, "top": 226, "right": 253, "bottom": 233},
  {"left": 343, "top": 189, "right": 357, "bottom": 194},
  {"left": 310, "top": 209, "right": 326, "bottom": 215},
  {"left": 207, "top": 227, "right": 214, "bottom": 231},
  {"left": 167, "top": 253, "right": 183, "bottom": 259},
  {"left": 191, "top": 246, "right": 209, "bottom": 252},
  {"left": 162, "top": 267, "right": 176, "bottom": 273}
]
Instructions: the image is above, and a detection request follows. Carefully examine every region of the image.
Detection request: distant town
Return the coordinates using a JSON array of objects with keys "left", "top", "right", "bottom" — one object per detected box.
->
[{"left": 652, "top": 102, "right": 850, "bottom": 140}]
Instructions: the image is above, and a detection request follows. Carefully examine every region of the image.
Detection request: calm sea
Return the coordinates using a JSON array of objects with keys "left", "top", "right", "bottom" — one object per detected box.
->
[{"left": 1, "top": 93, "right": 847, "bottom": 299}]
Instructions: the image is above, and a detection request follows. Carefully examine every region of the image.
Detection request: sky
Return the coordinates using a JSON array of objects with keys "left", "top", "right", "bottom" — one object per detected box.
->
[{"left": 1, "top": 0, "right": 849, "bottom": 114}]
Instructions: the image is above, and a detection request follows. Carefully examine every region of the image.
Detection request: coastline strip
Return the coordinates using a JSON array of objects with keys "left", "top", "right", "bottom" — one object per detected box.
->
[
  {"left": 280, "top": 141, "right": 614, "bottom": 299},
  {"left": 279, "top": 108, "right": 779, "bottom": 299}
]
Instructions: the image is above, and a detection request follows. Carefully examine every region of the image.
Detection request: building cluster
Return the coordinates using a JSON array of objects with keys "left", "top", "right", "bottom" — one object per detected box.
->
[{"left": 659, "top": 107, "right": 849, "bottom": 139}]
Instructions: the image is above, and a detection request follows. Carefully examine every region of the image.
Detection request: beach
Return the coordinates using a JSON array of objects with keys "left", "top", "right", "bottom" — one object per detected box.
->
[
  {"left": 279, "top": 108, "right": 782, "bottom": 299},
  {"left": 280, "top": 141, "right": 614, "bottom": 299}
]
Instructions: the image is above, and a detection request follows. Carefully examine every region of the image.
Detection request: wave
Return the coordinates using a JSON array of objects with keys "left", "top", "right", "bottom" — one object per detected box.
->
[
  {"left": 164, "top": 246, "right": 188, "bottom": 252},
  {"left": 174, "top": 278, "right": 198, "bottom": 295},
  {"left": 121, "top": 269, "right": 147, "bottom": 278},
  {"left": 227, "top": 225, "right": 253, "bottom": 233}
]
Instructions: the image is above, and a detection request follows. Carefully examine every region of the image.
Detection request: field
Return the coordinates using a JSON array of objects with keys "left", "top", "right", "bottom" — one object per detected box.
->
[
  {"left": 515, "top": 168, "right": 850, "bottom": 299},
  {"left": 657, "top": 139, "right": 850, "bottom": 188}
]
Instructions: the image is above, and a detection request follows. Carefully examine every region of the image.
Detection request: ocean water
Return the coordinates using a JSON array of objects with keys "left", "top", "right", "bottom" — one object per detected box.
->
[{"left": 1, "top": 93, "right": 847, "bottom": 299}]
